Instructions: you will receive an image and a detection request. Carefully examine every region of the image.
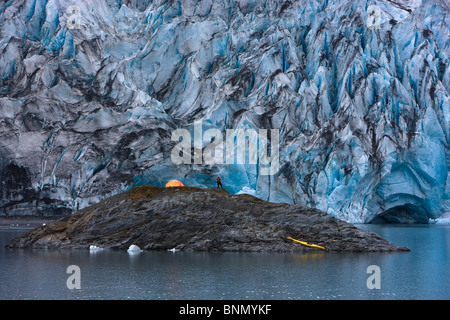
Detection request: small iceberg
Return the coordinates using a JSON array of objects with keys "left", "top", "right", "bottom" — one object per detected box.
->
[
  {"left": 430, "top": 213, "right": 450, "bottom": 225},
  {"left": 89, "top": 245, "right": 103, "bottom": 251},
  {"left": 127, "top": 244, "right": 143, "bottom": 254},
  {"left": 167, "top": 248, "right": 180, "bottom": 252}
]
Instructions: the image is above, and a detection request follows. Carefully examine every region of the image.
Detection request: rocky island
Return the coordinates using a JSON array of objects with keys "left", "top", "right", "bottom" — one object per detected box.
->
[{"left": 6, "top": 186, "right": 409, "bottom": 252}]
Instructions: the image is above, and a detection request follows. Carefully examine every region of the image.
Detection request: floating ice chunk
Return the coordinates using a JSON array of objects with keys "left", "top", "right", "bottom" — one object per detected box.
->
[
  {"left": 431, "top": 213, "right": 450, "bottom": 225},
  {"left": 167, "top": 248, "right": 179, "bottom": 252},
  {"left": 127, "top": 244, "right": 143, "bottom": 253},
  {"left": 89, "top": 245, "right": 103, "bottom": 251}
]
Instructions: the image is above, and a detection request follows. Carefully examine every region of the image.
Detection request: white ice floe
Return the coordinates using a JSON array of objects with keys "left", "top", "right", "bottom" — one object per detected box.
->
[
  {"left": 430, "top": 212, "right": 450, "bottom": 225},
  {"left": 127, "top": 244, "right": 143, "bottom": 253}
]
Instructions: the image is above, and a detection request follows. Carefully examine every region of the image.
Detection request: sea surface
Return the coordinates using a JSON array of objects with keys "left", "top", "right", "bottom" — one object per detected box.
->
[{"left": 0, "top": 224, "right": 449, "bottom": 300}]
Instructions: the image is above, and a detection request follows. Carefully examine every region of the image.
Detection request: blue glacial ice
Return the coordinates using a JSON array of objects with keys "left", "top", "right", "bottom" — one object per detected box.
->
[{"left": 0, "top": 0, "right": 449, "bottom": 224}]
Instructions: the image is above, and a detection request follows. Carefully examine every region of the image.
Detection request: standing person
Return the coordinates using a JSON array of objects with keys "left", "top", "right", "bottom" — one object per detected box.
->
[{"left": 216, "top": 176, "right": 223, "bottom": 188}]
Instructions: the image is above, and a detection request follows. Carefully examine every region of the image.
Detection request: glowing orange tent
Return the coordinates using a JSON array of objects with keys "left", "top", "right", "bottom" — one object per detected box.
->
[{"left": 165, "top": 180, "right": 185, "bottom": 187}]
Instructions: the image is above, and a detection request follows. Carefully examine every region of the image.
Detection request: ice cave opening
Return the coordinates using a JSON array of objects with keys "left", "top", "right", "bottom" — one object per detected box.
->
[{"left": 369, "top": 204, "right": 431, "bottom": 224}]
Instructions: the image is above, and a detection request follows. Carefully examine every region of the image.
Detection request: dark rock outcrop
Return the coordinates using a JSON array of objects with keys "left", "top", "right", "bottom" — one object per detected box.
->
[{"left": 6, "top": 186, "right": 409, "bottom": 252}]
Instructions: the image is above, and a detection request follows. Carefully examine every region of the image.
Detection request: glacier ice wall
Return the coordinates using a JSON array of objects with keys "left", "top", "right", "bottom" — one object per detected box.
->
[{"left": 0, "top": 0, "right": 449, "bottom": 222}]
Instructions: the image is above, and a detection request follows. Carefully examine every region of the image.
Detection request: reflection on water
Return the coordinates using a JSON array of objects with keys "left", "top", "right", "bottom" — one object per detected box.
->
[
  {"left": 1, "top": 225, "right": 449, "bottom": 300},
  {"left": 291, "top": 253, "right": 326, "bottom": 263}
]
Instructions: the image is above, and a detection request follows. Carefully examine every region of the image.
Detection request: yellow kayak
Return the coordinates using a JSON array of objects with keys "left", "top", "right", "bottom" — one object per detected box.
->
[{"left": 287, "top": 236, "right": 326, "bottom": 250}]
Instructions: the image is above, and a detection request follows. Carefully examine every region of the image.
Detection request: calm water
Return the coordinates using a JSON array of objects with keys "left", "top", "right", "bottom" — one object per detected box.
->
[{"left": 0, "top": 224, "right": 449, "bottom": 300}]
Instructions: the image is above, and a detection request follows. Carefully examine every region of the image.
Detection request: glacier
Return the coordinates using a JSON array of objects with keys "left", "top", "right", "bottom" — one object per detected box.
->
[{"left": 0, "top": 0, "right": 449, "bottom": 223}]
